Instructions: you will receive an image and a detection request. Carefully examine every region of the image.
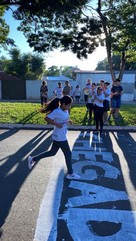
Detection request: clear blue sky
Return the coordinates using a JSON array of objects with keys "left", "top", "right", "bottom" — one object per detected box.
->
[{"left": 1, "top": 8, "right": 107, "bottom": 70}]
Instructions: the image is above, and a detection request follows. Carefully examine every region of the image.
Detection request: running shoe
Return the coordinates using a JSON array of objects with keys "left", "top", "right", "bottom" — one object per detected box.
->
[
  {"left": 28, "top": 156, "right": 35, "bottom": 170},
  {"left": 66, "top": 173, "right": 81, "bottom": 180}
]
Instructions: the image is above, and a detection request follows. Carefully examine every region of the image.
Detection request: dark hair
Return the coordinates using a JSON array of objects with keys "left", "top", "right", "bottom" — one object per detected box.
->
[
  {"left": 41, "top": 80, "right": 47, "bottom": 86},
  {"left": 115, "top": 78, "right": 121, "bottom": 82},
  {"left": 97, "top": 86, "right": 103, "bottom": 93},
  {"left": 104, "top": 82, "right": 110, "bottom": 85},
  {"left": 40, "top": 95, "right": 72, "bottom": 114}
]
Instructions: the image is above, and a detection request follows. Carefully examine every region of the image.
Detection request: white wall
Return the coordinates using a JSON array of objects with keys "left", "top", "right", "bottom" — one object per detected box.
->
[
  {"left": 26, "top": 80, "right": 41, "bottom": 100},
  {"left": 26, "top": 79, "right": 78, "bottom": 100}
]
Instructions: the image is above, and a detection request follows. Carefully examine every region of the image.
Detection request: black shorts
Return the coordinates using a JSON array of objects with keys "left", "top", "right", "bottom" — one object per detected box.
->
[{"left": 103, "top": 100, "right": 110, "bottom": 111}]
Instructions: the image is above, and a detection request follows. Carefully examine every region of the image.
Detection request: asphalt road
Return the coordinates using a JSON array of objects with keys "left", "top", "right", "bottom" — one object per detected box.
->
[{"left": 0, "top": 128, "right": 136, "bottom": 241}]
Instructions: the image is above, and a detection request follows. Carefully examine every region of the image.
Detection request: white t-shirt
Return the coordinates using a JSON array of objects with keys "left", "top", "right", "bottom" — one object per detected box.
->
[
  {"left": 47, "top": 107, "right": 69, "bottom": 141},
  {"left": 54, "top": 87, "right": 63, "bottom": 99},
  {"left": 95, "top": 93, "right": 105, "bottom": 107},
  {"left": 74, "top": 88, "right": 81, "bottom": 96}
]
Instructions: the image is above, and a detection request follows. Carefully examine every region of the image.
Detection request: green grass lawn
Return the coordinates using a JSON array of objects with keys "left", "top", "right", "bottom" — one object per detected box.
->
[{"left": 0, "top": 102, "right": 136, "bottom": 126}]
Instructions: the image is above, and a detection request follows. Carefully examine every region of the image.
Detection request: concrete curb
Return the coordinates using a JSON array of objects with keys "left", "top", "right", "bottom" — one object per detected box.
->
[{"left": 0, "top": 123, "right": 136, "bottom": 131}]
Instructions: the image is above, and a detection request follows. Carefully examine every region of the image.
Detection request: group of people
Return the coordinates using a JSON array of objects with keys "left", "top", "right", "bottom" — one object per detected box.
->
[
  {"left": 40, "top": 80, "right": 71, "bottom": 107},
  {"left": 40, "top": 78, "right": 123, "bottom": 135},
  {"left": 40, "top": 80, "right": 82, "bottom": 107},
  {"left": 28, "top": 77, "right": 123, "bottom": 180},
  {"left": 83, "top": 78, "right": 123, "bottom": 134},
  {"left": 53, "top": 82, "right": 82, "bottom": 104}
]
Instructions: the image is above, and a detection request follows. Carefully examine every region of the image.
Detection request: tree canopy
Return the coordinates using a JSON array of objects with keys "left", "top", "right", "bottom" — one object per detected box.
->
[
  {"left": 0, "top": 6, "right": 15, "bottom": 50},
  {"left": 0, "top": 0, "right": 136, "bottom": 81},
  {"left": 96, "top": 55, "right": 136, "bottom": 71},
  {"left": 0, "top": 48, "right": 45, "bottom": 80}
]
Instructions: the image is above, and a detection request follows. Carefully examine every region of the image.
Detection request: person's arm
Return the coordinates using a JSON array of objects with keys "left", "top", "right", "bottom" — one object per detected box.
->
[
  {"left": 45, "top": 116, "right": 63, "bottom": 128},
  {"left": 94, "top": 95, "right": 103, "bottom": 103}
]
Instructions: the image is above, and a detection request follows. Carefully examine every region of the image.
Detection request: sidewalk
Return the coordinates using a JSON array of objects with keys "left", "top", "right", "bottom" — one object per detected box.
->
[{"left": 0, "top": 123, "right": 136, "bottom": 131}]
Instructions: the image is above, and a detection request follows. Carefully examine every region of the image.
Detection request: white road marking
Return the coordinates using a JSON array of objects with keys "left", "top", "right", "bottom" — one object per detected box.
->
[
  {"left": 34, "top": 131, "right": 136, "bottom": 240},
  {"left": 66, "top": 181, "right": 128, "bottom": 207},
  {"left": 59, "top": 209, "right": 136, "bottom": 241},
  {"left": 34, "top": 151, "right": 65, "bottom": 241}
]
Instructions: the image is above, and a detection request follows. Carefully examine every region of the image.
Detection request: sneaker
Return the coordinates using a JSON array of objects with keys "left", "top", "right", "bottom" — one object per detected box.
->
[
  {"left": 66, "top": 173, "right": 81, "bottom": 180},
  {"left": 28, "top": 156, "right": 35, "bottom": 170}
]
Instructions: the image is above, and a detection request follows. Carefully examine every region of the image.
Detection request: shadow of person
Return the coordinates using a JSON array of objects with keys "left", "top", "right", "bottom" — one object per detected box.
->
[{"left": 0, "top": 129, "right": 52, "bottom": 228}]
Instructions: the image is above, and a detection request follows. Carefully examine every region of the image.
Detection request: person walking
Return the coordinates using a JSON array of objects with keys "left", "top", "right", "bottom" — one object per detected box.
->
[
  {"left": 40, "top": 80, "right": 48, "bottom": 107},
  {"left": 93, "top": 86, "right": 105, "bottom": 134},
  {"left": 28, "top": 95, "right": 80, "bottom": 180}
]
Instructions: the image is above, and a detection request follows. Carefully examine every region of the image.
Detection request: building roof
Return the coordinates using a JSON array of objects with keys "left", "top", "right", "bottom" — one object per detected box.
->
[
  {"left": 42, "top": 74, "right": 74, "bottom": 81},
  {"left": 71, "top": 70, "right": 136, "bottom": 74}
]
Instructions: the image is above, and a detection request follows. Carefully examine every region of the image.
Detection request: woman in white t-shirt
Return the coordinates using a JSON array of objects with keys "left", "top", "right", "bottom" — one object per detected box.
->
[
  {"left": 28, "top": 96, "right": 80, "bottom": 180},
  {"left": 73, "top": 85, "right": 81, "bottom": 103},
  {"left": 53, "top": 82, "right": 63, "bottom": 99},
  {"left": 93, "top": 86, "right": 105, "bottom": 134}
]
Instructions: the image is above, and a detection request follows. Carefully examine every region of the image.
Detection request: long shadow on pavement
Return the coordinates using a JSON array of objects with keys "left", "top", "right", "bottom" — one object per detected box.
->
[{"left": 0, "top": 129, "right": 52, "bottom": 229}]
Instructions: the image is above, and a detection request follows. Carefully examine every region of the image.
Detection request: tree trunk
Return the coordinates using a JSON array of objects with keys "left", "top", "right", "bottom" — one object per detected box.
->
[
  {"left": 97, "top": 0, "right": 116, "bottom": 83},
  {"left": 118, "top": 52, "right": 126, "bottom": 81}
]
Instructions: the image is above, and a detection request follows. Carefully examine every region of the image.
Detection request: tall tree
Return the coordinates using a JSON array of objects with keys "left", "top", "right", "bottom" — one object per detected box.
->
[
  {"left": 0, "top": 0, "right": 136, "bottom": 81},
  {"left": 96, "top": 55, "right": 136, "bottom": 71},
  {"left": 46, "top": 65, "right": 75, "bottom": 78},
  {"left": 0, "top": 6, "right": 15, "bottom": 50}
]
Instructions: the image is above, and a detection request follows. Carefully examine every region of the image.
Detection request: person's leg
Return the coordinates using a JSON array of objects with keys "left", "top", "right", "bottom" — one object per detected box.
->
[
  {"left": 84, "top": 95, "right": 89, "bottom": 110},
  {"left": 43, "top": 96, "right": 47, "bottom": 108},
  {"left": 103, "top": 100, "right": 109, "bottom": 124},
  {"left": 94, "top": 106, "right": 99, "bottom": 131},
  {"left": 115, "top": 100, "right": 121, "bottom": 119},
  {"left": 33, "top": 141, "right": 59, "bottom": 161},
  {"left": 41, "top": 96, "right": 43, "bottom": 107},
  {"left": 59, "top": 140, "right": 73, "bottom": 174},
  {"left": 28, "top": 141, "right": 59, "bottom": 169},
  {"left": 59, "top": 140, "right": 80, "bottom": 179},
  {"left": 108, "top": 99, "right": 115, "bottom": 121},
  {"left": 99, "top": 109, "right": 104, "bottom": 134},
  {"left": 89, "top": 103, "right": 93, "bottom": 121}
]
